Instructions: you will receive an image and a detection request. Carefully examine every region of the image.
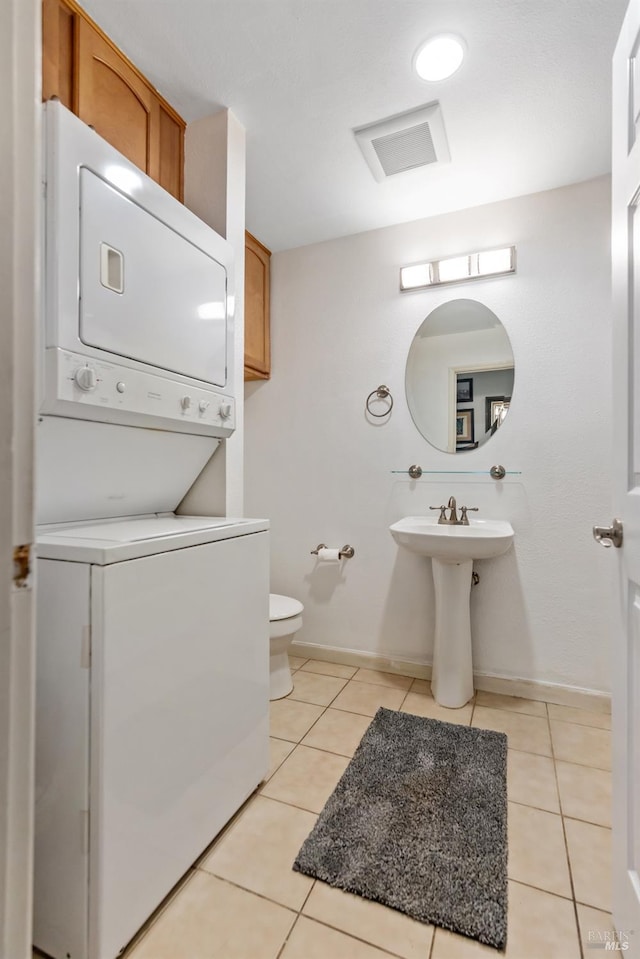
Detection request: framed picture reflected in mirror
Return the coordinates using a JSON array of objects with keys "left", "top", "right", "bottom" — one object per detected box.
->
[
  {"left": 456, "top": 408, "right": 474, "bottom": 444},
  {"left": 456, "top": 378, "right": 474, "bottom": 403},
  {"left": 485, "top": 395, "right": 511, "bottom": 434}
]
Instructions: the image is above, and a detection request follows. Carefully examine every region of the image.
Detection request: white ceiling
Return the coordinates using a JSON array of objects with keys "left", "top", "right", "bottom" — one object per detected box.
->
[{"left": 82, "top": 0, "right": 627, "bottom": 252}]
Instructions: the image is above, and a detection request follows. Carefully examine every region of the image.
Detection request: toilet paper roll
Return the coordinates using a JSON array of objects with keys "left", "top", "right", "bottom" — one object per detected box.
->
[{"left": 316, "top": 547, "right": 341, "bottom": 564}]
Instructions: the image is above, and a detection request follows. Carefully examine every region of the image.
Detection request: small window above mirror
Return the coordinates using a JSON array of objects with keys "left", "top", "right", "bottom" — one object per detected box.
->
[{"left": 405, "top": 299, "right": 515, "bottom": 453}]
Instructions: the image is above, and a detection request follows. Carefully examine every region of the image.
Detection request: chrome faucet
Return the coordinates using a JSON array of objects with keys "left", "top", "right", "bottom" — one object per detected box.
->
[{"left": 429, "top": 496, "right": 479, "bottom": 526}]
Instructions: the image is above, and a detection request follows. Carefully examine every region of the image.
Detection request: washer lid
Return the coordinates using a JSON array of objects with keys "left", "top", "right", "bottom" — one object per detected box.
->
[
  {"left": 269, "top": 593, "right": 304, "bottom": 621},
  {"left": 37, "top": 514, "right": 269, "bottom": 564}
]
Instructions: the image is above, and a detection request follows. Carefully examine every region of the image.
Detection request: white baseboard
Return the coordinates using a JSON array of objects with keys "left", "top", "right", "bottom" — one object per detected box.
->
[{"left": 289, "top": 640, "right": 611, "bottom": 714}]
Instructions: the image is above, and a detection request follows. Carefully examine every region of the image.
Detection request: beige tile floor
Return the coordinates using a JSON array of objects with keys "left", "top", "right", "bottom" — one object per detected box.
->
[{"left": 119, "top": 658, "right": 613, "bottom": 959}]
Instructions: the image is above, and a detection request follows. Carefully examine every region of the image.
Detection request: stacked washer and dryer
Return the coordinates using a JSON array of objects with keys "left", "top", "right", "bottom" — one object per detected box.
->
[{"left": 34, "top": 102, "right": 270, "bottom": 959}]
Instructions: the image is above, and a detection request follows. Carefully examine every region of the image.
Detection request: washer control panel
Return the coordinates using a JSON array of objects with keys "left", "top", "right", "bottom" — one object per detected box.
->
[{"left": 41, "top": 348, "right": 236, "bottom": 437}]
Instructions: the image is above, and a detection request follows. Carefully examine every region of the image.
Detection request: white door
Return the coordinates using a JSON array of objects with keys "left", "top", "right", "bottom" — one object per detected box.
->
[
  {"left": 0, "top": 0, "right": 39, "bottom": 956},
  {"left": 610, "top": 0, "right": 640, "bottom": 948}
]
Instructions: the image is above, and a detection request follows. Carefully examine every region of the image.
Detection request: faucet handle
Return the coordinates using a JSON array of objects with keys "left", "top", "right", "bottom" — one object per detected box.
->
[
  {"left": 430, "top": 505, "right": 447, "bottom": 523},
  {"left": 460, "top": 506, "right": 479, "bottom": 526}
]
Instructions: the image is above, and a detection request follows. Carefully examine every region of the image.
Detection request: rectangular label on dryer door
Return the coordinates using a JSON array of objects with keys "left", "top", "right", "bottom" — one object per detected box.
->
[{"left": 79, "top": 168, "right": 228, "bottom": 388}]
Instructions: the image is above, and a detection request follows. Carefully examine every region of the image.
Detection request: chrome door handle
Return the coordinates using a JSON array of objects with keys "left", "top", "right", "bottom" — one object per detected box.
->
[{"left": 593, "top": 518, "right": 623, "bottom": 548}]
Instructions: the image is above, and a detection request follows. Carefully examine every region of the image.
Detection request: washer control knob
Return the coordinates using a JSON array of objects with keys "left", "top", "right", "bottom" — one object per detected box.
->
[
  {"left": 74, "top": 366, "right": 97, "bottom": 391},
  {"left": 180, "top": 395, "right": 192, "bottom": 410},
  {"left": 198, "top": 400, "right": 210, "bottom": 413},
  {"left": 116, "top": 381, "right": 126, "bottom": 394},
  {"left": 219, "top": 402, "right": 232, "bottom": 420}
]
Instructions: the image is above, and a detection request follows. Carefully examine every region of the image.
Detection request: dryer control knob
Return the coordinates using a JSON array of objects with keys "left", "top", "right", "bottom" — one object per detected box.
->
[
  {"left": 180, "top": 395, "right": 192, "bottom": 410},
  {"left": 74, "top": 366, "right": 97, "bottom": 392},
  {"left": 198, "top": 400, "right": 210, "bottom": 413},
  {"left": 219, "top": 402, "right": 232, "bottom": 420}
]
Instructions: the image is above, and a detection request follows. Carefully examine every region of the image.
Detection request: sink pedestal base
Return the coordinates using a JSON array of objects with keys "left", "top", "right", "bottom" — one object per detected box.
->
[{"left": 431, "top": 558, "right": 474, "bottom": 708}]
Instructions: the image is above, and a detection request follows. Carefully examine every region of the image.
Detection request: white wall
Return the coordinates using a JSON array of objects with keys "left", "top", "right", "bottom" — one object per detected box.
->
[
  {"left": 245, "top": 176, "right": 614, "bottom": 694},
  {"left": 179, "top": 110, "right": 246, "bottom": 517}
]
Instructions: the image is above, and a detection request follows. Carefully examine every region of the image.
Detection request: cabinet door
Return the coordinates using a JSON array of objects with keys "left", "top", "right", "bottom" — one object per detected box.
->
[
  {"left": 76, "top": 16, "right": 160, "bottom": 182},
  {"left": 158, "top": 104, "right": 184, "bottom": 202},
  {"left": 244, "top": 231, "right": 271, "bottom": 379},
  {"left": 42, "top": 0, "right": 185, "bottom": 201},
  {"left": 42, "top": 0, "right": 76, "bottom": 109}
]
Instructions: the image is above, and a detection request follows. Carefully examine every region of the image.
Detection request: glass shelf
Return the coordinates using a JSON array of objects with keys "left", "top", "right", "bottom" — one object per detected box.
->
[{"left": 391, "top": 469, "right": 521, "bottom": 477}]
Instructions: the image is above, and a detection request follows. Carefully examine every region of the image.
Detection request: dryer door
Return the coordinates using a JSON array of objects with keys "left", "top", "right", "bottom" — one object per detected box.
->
[{"left": 79, "top": 168, "right": 228, "bottom": 387}]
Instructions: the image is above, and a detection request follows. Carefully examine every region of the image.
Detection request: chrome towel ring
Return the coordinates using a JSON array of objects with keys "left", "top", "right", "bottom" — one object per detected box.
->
[{"left": 365, "top": 384, "right": 393, "bottom": 417}]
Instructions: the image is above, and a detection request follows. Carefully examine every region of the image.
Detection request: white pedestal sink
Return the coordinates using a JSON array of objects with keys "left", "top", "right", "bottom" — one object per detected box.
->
[{"left": 389, "top": 516, "right": 514, "bottom": 708}]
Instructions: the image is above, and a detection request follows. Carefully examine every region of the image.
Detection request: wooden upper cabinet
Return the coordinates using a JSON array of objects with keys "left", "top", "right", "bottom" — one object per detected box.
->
[
  {"left": 43, "top": 1, "right": 271, "bottom": 379},
  {"left": 76, "top": 17, "right": 159, "bottom": 180},
  {"left": 42, "top": 0, "right": 75, "bottom": 109},
  {"left": 244, "top": 232, "right": 271, "bottom": 380},
  {"left": 42, "top": 0, "right": 184, "bottom": 201},
  {"left": 158, "top": 107, "right": 184, "bottom": 201}
]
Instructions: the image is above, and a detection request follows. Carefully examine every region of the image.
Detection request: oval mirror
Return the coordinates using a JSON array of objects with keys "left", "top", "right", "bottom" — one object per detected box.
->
[{"left": 405, "top": 299, "right": 514, "bottom": 453}]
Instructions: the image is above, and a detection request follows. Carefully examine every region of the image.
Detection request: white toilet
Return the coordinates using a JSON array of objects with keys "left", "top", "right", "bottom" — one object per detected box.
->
[{"left": 269, "top": 593, "right": 304, "bottom": 700}]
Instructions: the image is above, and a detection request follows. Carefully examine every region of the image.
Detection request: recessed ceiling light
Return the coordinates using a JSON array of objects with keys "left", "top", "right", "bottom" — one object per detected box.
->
[{"left": 414, "top": 35, "right": 465, "bottom": 82}]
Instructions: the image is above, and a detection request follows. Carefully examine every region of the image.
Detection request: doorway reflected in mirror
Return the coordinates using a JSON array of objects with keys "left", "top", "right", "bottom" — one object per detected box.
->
[{"left": 405, "top": 299, "right": 515, "bottom": 453}]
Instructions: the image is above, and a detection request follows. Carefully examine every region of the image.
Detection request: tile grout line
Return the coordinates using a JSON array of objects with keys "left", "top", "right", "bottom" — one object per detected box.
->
[
  {"left": 507, "top": 875, "right": 576, "bottom": 904},
  {"left": 202, "top": 796, "right": 606, "bottom": 933},
  {"left": 297, "top": 741, "right": 355, "bottom": 760},
  {"left": 124, "top": 662, "right": 611, "bottom": 958},
  {"left": 251, "top": 789, "right": 321, "bottom": 819},
  {"left": 298, "top": 662, "right": 358, "bottom": 681},
  {"left": 549, "top": 714, "right": 612, "bottom": 731},
  {"left": 427, "top": 921, "right": 437, "bottom": 959},
  {"left": 274, "top": 688, "right": 334, "bottom": 747},
  {"left": 286, "top": 673, "right": 352, "bottom": 710},
  {"left": 291, "top": 913, "right": 408, "bottom": 959},
  {"left": 274, "top": 716, "right": 609, "bottom": 764},
  {"left": 199, "top": 872, "right": 301, "bottom": 916},
  {"left": 119, "top": 868, "right": 198, "bottom": 956},
  {"left": 271, "top": 661, "right": 610, "bottom": 957},
  {"left": 547, "top": 699, "right": 585, "bottom": 959},
  {"left": 294, "top": 662, "right": 608, "bottom": 716},
  {"left": 270, "top": 674, "right": 428, "bottom": 954},
  {"left": 274, "top": 909, "right": 300, "bottom": 959},
  {"left": 266, "top": 744, "right": 297, "bottom": 783},
  {"left": 297, "top": 878, "right": 317, "bottom": 916}
]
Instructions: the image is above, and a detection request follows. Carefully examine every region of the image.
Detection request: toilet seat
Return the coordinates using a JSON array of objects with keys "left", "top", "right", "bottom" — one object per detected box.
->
[{"left": 270, "top": 593, "right": 303, "bottom": 621}]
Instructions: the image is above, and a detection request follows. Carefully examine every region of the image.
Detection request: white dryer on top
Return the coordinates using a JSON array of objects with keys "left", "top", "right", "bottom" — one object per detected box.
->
[{"left": 42, "top": 100, "right": 235, "bottom": 439}]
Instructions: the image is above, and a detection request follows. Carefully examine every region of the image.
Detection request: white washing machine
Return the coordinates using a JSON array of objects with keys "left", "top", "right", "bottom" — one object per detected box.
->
[
  {"left": 35, "top": 515, "right": 269, "bottom": 959},
  {"left": 34, "top": 105, "right": 270, "bottom": 959}
]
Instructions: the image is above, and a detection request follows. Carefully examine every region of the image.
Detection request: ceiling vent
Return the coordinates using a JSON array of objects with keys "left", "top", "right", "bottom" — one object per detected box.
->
[{"left": 353, "top": 102, "right": 451, "bottom": 182}]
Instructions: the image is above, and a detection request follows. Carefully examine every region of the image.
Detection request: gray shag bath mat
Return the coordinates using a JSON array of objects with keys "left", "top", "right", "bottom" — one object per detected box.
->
[{"left": 294, "top": 707, "right": 508, "bottom": 950}]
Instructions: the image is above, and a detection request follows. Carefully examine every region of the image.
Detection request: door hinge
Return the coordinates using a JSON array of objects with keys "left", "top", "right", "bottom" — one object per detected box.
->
[
  {"left": 12, "top": 544, "right": 32, "bottom": 589},
  {"left": 80, "top": 625, "right": 91, "bottom": 668}
]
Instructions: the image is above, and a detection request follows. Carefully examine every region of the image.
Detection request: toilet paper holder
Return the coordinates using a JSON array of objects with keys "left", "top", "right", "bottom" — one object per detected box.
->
[{"left": 311, "top": 543, "right": 355, "bottom": 559}]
